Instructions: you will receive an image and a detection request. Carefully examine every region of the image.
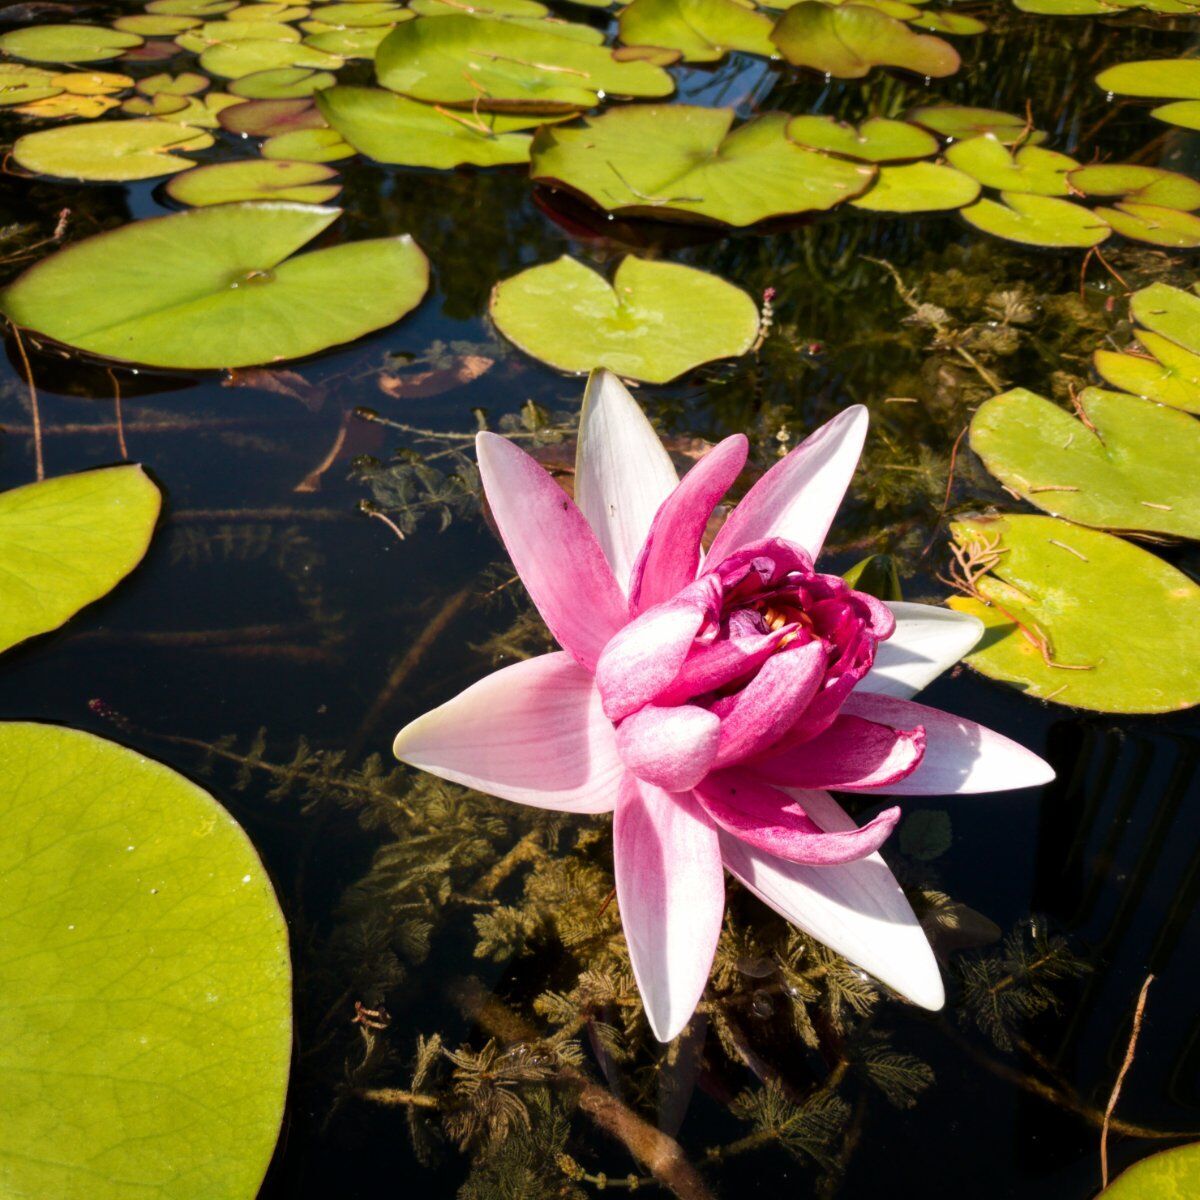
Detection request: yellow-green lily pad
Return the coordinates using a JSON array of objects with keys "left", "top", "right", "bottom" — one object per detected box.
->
[
  {"left": 1068, "top": 164, "right": 1200, "bottom": 211},
  {"left": 1096, "top": 59, "right": 1200, "bottom": 99},
  {"left": 786, "top": 114, "right": 938, "bottom": 161},
  {"left": 907, "top": 10, "right": 986, "bottom": 33},
  {"left": 200, "top": 34, "right": 343, "bottom": 77},
  {"left": 1094, "top": 332, "right": 1200, "bottom": 414},
  {"left": 1099, "top": 1143, "right": 1200, "bottom": 1199},
  {"left": 262, "top": 125, "right": 355, "bottom": 159},
  {"left": 850, "top": 160, "right": 979, "bottom": 211},
  {"left": 137, "top": 70, "right": 211, "bottom": 95},
  {"left": 113, "top": 13, "right": 201, "bottom": 34},
  {"left": 960, "top": 191, "right": 1110, "bottom": 248},
  {"left": 0, "top": 24, "right": 143, "bottom": 64},
  {"left": 945, "top": 134, "right": 1077, "bottom": 196},
  {"left": 219, "top": 95, "right": 323, "bottom": 134},
  {"left": 230, "top": 66, "right": 337, "bottom": 97},
  {"left": 617, "top": 0, "right": 776, "bottom": 62},
  {"left": 302, "top": 24, "right": 394, "bottom": 55},
  {"left": 948, "top": 514, "right": 1200, "bottom": 712},
  {"left": 1152, "top": 100, "right": 1200, "bottom": 131},
  {"left": 906, "top": 104, "right": 1044, "bottom": 145},
  {"left": 176, "top": 18, "right": 301, "bottom": 52},
  {"left": 489, "top": 254, "right": 760, "bottom": 383},
  {"left": 1130, "top": 282, "right": 1200, "bottom": 354},
  {"left": 148, "top": 0, "right": 237, "bottom": 11},
  {"left": 12, "top": 119, "right": 214, "bottom": 181},
  {"left": 166, "top": 158, "right": 342, "bottom": 205},
  {"left": 0, "top": 64, "right": 62, "bottom": 106},
  {"left": 308, "top": 0, "right": 405, "bottom": 22},
  {"left": 0, "top": 722, "right": 291, "bottom": 1200},
  {"left": 1096, "top": 202, "right": 1200, "bottom": 248}
]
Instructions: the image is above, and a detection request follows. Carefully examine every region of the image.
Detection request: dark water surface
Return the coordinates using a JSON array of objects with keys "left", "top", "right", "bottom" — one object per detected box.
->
[{"left": 2, "top": 4, "right": 1199, "bottom": 1198}]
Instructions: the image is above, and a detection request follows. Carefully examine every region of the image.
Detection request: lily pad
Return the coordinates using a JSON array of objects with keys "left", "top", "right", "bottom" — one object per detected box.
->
[
  {"left": 969, "top": 386, "right": 1200, "bottom": 538},
  {"left": 908, "top": 10, "right": 986, "bottom": 33},
  {"left": 0, "top": 203, "right": 429, "bottom": 370},
  {"left": 302, "top": 24, "right": 394, "bottom": 55},
  {"left": 228, "top": 1, "right": 312, "bottom": 16},
  {"left": 1096, "top": 202, "right": 1200, "bottom": 248},
  {"left": 148, "top": 0, "right": 237, "bottom": 11},
  {"left": 166, "top": 158, "right": 342, "bottom": 205},
  {"left": 113, "top": 13, "right": 202, "bottom": 34},
  {"left": 770, "top": 2, "right": 959, "bottom": 80},
  {"left": 176, "top": 19, "right": 301, "bottom": 52},
  {"left": 850, "top": 160, "right": 979, "bottom": 211},
  {"left": 1095, "top": 59, "right": 1200, "bottom": 99},
  {"left": 409, "top": 0, "right": 550, "bottom": 16},
  {"left": 1099, "top": 1143, "right": 1200, "bottom": 1199},
  {"left": 489, "top": 254, "right": 760, "bottom": 383},
  {"left": 375, "top": 14, "right": 674, "bottom": 111},
  {"left": 1151, "top": 101, "right": 1200, "bottom": 131},
  {"left": 230, "top": 66, "right": 337, "bottom": 97},
  {"left": 1130, "top": 282, "right": 1200, "bottom": 354},
  {"left": 53, "top": 69, "right": 133, "bottom": 95},
  {"left": 0, "top": 24, "right": 143, "bottom": 65},
  {"left": 948, "top": 514, "right": 1200, "bottom": 712},
  {"left": 0, "top": 64, "right": 62, "bottom": 106},
  {"left": 945, "top": 134, "right": 1077, "bottom": 196},
  {"left": 1068, "top": 164, "right": 1200, "bottom": 211},
  {"left": 220, "top": 95, "right": 323, "bottom": 135},
  {"left": 906, "top": 104, "right": 1043, "bottom": 145},
  {"left": 1094, "top": 332, "right": 1200, "bottom": 413},
  {"left": 0, "top": 466, "right": 160, "bottom": 656},
  {"left": 786, "top": 114, "right": 938, "bottom": 161},
  {"left": 315, "top": 85, "right": 532, "bottom": 167},
  {"left": 309, "top": 0, "right": 406, "bottom": 22},
  {"left": 18, "top": 92, "right": 120, "bottom": 118},
  {"left": 262, "top": 125, "right": 355, "bottom": 159},
  {"left": 121, "top": 92, "right": 191, "bottom": 116},
  {"left": 960, "top": 191, "right": 1110, "bottom": 248},
  {"left": 530, "top": 105, "right": 875, "bottom": 225},
  {"left": 617, "top": 0, "right": 776, "bottom": 62},
  {"left": 0, "top": 722, "right": 291, "bottom": 1200},
  {"left": 200, "top": 34, "right": 343, "bottom": 77},
  {"left": 148, "top": 92, "right": 247, "bottom": 127},
  {"left": 12, "top": 119, "right": 214, "bottom": 181},
  {"left": 137, "top": 70, "right": 211, "bottom": 95}
]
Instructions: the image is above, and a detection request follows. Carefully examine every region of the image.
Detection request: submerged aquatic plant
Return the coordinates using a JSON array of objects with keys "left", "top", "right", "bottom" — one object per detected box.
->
[{"left": 393, "top": 370, "right": 1053, "bottom": 1041}]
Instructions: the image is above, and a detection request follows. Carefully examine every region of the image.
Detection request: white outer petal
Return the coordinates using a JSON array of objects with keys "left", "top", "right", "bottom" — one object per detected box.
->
[
  {"left": 720, "top": 790, "right": 944, "bottom": 1010},
  {"left": 575, "top": 369, "right": 678, "bottom": 594},
  {"left": 860, "top": 601, "right": 985, "bottom": 700}
]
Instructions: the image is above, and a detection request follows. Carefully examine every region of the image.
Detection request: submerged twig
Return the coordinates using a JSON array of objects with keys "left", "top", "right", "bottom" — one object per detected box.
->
[
  {"left": 1101, "top": 974, "right": 1154, "bottom": 1190},
  {"left": 9, "top": 320, "right": 43, "bottom": 480}
]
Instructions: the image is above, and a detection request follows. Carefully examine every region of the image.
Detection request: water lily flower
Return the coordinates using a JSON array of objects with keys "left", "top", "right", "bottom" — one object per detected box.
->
[{"left": 393, "top": 371, "right": 1053, "bottom": 1041}]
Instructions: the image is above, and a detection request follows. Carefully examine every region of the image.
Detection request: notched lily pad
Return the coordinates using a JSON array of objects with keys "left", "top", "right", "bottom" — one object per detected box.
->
[
  {"left": 1099, "top": 1143, "right": 1200, "bottom": 1199},
  {"left": 1096, "top": 203, "right": 1200, "bottom": 248},
  {"left": 906, "top": 104, "right": 1045, "bottom": 145},
  {"left": 1068, "top": 164, "right": 1200, "bottom": 211},
  {"left": 0, "top": 25, "right": 143, "bottom": 65},
  {"left": 786, "top": 114, "right": 938, "bottom": 161},
  {"left": 1151, "top": 100, "right": 1200, "bottom": 132},
  {"left": 617, "top": 0, "right": 776, "bottom": 63},
  {"left": 137, "top": 70, "right": 211, "bottom": 96},
  {"left": 850, "top": 160, "right": 979, "bottom": 211},
  {"left": 1095, "top": 59, "right": 1200, "bottom": 100},
  {"left": 229, "top": 66, "right": 337, "bottom": 97},
  {"left": 262, "top": 125, "right": 355, "bottom": 160},
  {"left": 945, "top": 134, "right": 1077, "bottom": 196},
  {"left": 166, "top": 158, "right": 342, "bottom": 205},
  {"left": 1094, "top": 331, "right": 1200, "bottom": 414},
  {"left": 12, "top": 119, "right": 214, "bottom": 181},
  {"left": 960, "top": 191, "right": 1110, "bottom": 248},
  {"left": 1130, "top": 282, "right": 1200, "bottom": 354}
]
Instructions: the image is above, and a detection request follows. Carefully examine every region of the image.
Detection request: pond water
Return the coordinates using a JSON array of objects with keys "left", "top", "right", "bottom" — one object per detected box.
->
[{"left": 1, "top": 2, "right": 1199, "bottom": 1198}]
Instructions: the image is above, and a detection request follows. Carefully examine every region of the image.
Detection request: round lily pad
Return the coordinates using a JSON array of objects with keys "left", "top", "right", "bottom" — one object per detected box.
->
[
  {"left": 301, "top": 24, "right": 394, "bottom": 55},
  {"left": 228, "top": 1, "right": 312, "bottom": 16},
  {"left": 409, "top": 0, "right": 550, "bottom": 16},
  {"left": 850, "top": 160, "right": 979, "bottom": 211},
  {"left": 1130, "top": 282, "right": 1200, "bottom": 354},
  {"left": 122, "top": 92, "right": 191, "bottom": 116},
  {"left": 969, "top": 386, "right": 1200, "bottom": 538},
  {"left": 375, "top": 13, "right": 674, "bottom": 111},
  {"left": 200, "top": 35, "right": 343, "bottom": 77},
  {"left": 262, "top": 126, "right": 355, "bottom": 160},
  {"left": 150, "top": 92, "right": 247, "bottom": 127},
  {"left": 947, "top": 514, "right": 1200, "bottom": 712},
  {"left": 148, "top": 0, "right": 237, "bottom": 12},
  {"left": 960, "top": 191, "right": 1110, "bottom": 248},
  {"left": 1068, "top": 164, "right": 1200, "bottom": 211},
  {"left": 315, "top": 85, "right": 532, "bottom": 167},
  {"left": 53, "top": 69, "right": 133, "bottom": 95},
  {"left": 0, "top": 203, "right": 429, "bottom": 370},
  {"left": 906, "top": 104, "right": 1044, "bottom": 145},
  {"left": 176, "top": 18, "right": 301, "bottom": 52},
  {"left": 1100, "top": 1144, "right": 1200, "bottom": 1199},
  {"left": 530, "top": 105, "right": 875, "bottom": 225},
  {"left": 1096, "top": 59, "right": 1200, "bottom": 99},
  {"left": 617, "top": 0, "right": 776, "bottom": 62},
  {"left": 489, "top": 254, "right": 760, "bottom": 383},
  {"left": 16, "top": 92, "right": 121, "bottom": 118},
  {"left": 945, "top": 134, "right": 1077, "bottom": 196},
  {"left": 219, "top": 95, "right": 323, "bottom": 135},
  {"left": 12, "top": 119, "right": 214, "bottom": 181},
  {"left": 308, "top": 0, "right": 406, "bottom": 23},
  {"left": 786, "top": 114, "right": 938, "bottom": 161},
  {"left": 113, "top": 13, "right": 202, "bottom": 34},
  {"left": 1096, "top": 203, "right": 1200, "bottom": 248},
  {"left": 230, "top": 66, "right": 337, "bottom": 97},
  {"left": 0, "top": 25, "right": 143, "bottom": 64},
  {"left": 0, "top": 466, "right": 160, "bottom": 657},
  {"left": 1094, "top": 333, "right": 1200, "bottom": 414},
  {"left": 0, "top": 64, "right": 62, "bottom": 106},
  {"left": 0, "top": 722, "right": 291, "bottom": 1200},
  {"left": 166, "top": 159, "right": 342, "bottom": 205},
  {"left": 1151, "top": 100, "right": 1200, "bottom": 131},
  {"left": 770, "top": 2, "right": 959, "bottom": 80},
  {"left": 137, "top": 70, "right": 210, "bottom": 95},
  {"left": 908, "top": 10, "right": 986, "bottom": 33}
]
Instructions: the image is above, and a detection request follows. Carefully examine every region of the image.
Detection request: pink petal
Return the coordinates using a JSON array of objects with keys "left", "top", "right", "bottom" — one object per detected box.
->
[
  {"left": 709, "top": 640, "right": 826, "bottom": 768},
  {"left": 707, "top": 406, "right": 868, "bottom": 564},
  {"left": 861, "top": 602, "right": 984, "bottom": 700},
  {"left": 750, "top": 714, "right": 926, "bottom": 790},
  {"left": 839, "top": 692, "right": 1054, "bottom": 793},
  {"left": 615, "top": 774, "right": 725, "bottom": 1042},
  {"left": 616, "top": 704, "right": 722, "bottom": 792},
  {"left": 477, "top": 431, "right": 627, "bottom": 672},
  {"left": 629, "top": 435, "right": 748, "bottom": 615},
  {"left": 574, "top": 370, "right": 678, "bottom": 594},
  {"left": 719, "top": 791, "right": 944, "bottom": 1010},
  {"left": 653, "top": 625, "right": 798, "bottom": 706},
  {"left": 393, "top": 652, "right": 622, "bottom": 812},
  {"left": 695, "top": 772, "right": 900, "bottom": 865}
]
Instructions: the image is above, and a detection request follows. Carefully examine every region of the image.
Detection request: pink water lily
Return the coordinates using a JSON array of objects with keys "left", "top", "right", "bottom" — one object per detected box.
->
[{"left": 394, "top": 371, "right": 1053, "bottom": 1041}]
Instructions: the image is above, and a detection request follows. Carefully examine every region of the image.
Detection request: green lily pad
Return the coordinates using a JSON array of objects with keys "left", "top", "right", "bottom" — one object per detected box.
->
[
  {"left": 113, "top": 13, "right": 202, "bottom": 34},
  {"left": 200, "top": 34, "right": 343, "bottom": 77},
  {"left": 0, "top": 722, "right": 291, "bottom": 1200},
  {"left": 1099, "top": 1143, "right": 1200, "bottom": 1199},
  {"left": 148, "top": 0, "right": 237, "bottom": 12},
  {"left": 489, "top": 254, "right": 759, "bottom": 383},
  {"left": 166, "top": 158, "right": 342, "bottom": 205},
  {"left": 0, "top": 64, "right": 62, "bottom": 106},
  {"left": 0, "top": 24, "right": 143, "bottom": 65},
  {"left": 176, "top": 19, "right": 301, "bottom": 52},
  {"left": 262, "top": 125, "right": 355, "bottom": 159},
  {"left": 617, "top": 0, "right": 776, "bottom": 62},
  {"left": 969, "top": 386, "right": 1200, "bottom": 538},
  {"left": 309, "top": 0, "right": 405, "bottom": 22},
  {"left": 1096, "top": 59, "right": 1200, "bottom": 99},
  {"left": 530, "top": 105, "right": 875, "bottom": 225},
  {"left": 1096, "top": 202, "right": 1200, "bottom": 248},
  {"left": 375, "top": 14, "right": 674, "bottom": 111},
  {"left": 1151, "top": 100, "right": 1200, "bottom": 131},
  {"left": 409, "top": 0, "right": 550, "bottom": 16},
  {"left": 1094, "top": 333, "right": 1200, "bottom": 414},
  {"left": 907, "top": 10, "right": 986, "bottom": 33},
  {"left": 1068, "top": 164, "right": 1200, "bottom": 211},
  {"left": 315, "top": 85, "right": 533, "bottom": 167},
  {"left": 12, "top": 119, "right": 214, "bottom": 181},
  {"left": 948, "top": 514, "right": 1200, "bottom": 712},
  {"left": 302, "top": 24, "right": 394, "bottom": 55},
  {"left": 230, "top": 66, "right": 337, "bottom": 97},
  {"left": 219, "top": 95, "right": 323, "bottom": 135},
  {"left": 906, "top": 104, "right": 1044, "bottom": 145},
  {"left": 960, "top": 191, "right": 1110, "bottom": 248},
  {"left": 121, "top": 92, "right": 190, "bottom": 117},
  {"left": 0, "top": 203, "right": 429, "bottom": 370},
  {"left": 850, "top": 160, "right": 979, "bottom": 211},
  {"left": 228, "top": 1, "right": 311, "bottom": 16},
  {"left": 1016, "top": 0, "right": 1115, "bottom": 12},
  {"left": 137, "top": 70, "right": 211, "bottom": 95},
  {"left": 786, "top": 114, "right": 938, "bottom": 161},
  {"left": 945, "top": 134, "right": 1077, "bottom": 196},
  {"left": 149, "top": 92, "right": 247, "bottom": 127},
  {"left": 1130, "top": 282, "right": 1200, "bottom": 354},
  {"left": 0, "top": 466, "right": 159, "bottom": 656},
  {"left": 770, "top": 2, "right": 959, "bottom": 80}
]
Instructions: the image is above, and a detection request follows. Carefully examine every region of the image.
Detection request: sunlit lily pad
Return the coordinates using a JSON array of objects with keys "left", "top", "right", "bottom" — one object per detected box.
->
[
  {"left": 176, "top": 18, "right": 301, "bottom": 52},
  {"left": 786, "top": 114, "right": 938, "bottom": 161},
  {"left": 1068, "top": 164, "right": 1200, "bottom": 211},
  {"left": 948, "top": 514, "right": 1200, "bottom": 712},
  {"left": 121, "top": 92, "right": 191, "bottom": 116},
  {"left": 15, "top": 92, "right": 120, "bottom": 118},
  {"left": 262, "top": 125, "right": 355, "bottom": 159},
  {"left": 138, "top": 70, "right": 211, "bottom": 95},
  {"left": 1130, "top": 282, "right": 1200, "bottom": 354},
  {"left": 228, "top": 1, "right": 312, "bottom": 16},
  {"left": 1099, "top": 1143, "right": 1200, "bottom": 1199},
  {"left": 907, "top": 10, "right": 986, "bottom": 33},
  {"left": 309, "top": 0, "right": 406, "bottom": 22},
  {"left": 1016, "top": 0, "right": 1115, "bottom": 12},
  {"left": 302, "top": 24, "right": 394, "bottom": 55},
  {"left": 1151, "top": 101, "right": 1200, "bottom": 131},
  {"left": 0, "top": 24, "right": 143, "bottom": 65},
  {"left": 1095, "top": 59, "right": 1200, "bottom": 99},
  {"left": 1096, "top": 203, "right": 1200, "bottom": 248},
  {"left": 0, "top": 722, "right": 291, "bottom": 1200},
  {"left": 148, "top": 0, "right": 237, "bottom": 11},
  {"left": 0, "top": 64, "right": 61, "bottom": 106},
  {"left": 530, "top": 105, "right": 875, "bottom": 225},
  {"left": 113, "top": 13, "right": 201, "bottom": 34},
  {"left": 969, "top": 386, "right": 1200, "bottom": 538},
  {"left": 220, "top": 95, "right": 323, "bottom": 135},
  {"left": 316, "top": 85, "right": 533, "bottom": 167},
  {"left": 906, "top": 104, "right": 1043, "bottom": 145},
  {"left": 960, "top": 192, "right": 1110, "bottom": 248},
  {"left": 166, "top": 158, "right": 342, "bottom": 205},
  {"left": 375, "top": 14, "right": 674, "bottom": 111},
  {"left": 617, "top": 0, "right": 776, "bottom": 62},
  {"left": 1, "top": 203, "right": 429, "bottom": 370},
  {"left": 230, "top": 66, "right": 337, "bottom": 97},
  {"left": 489, "top": 254, "right": 759, "bottom": 383},
  {"left": 945, "top": 134, "right": 1077, "bottom": 196},
  {"left": 12, "top": 119, "right": 214, "bottom": 181},
  {"left": 200, "top": 34, "right": 343, "bottom": 77},
  {"left": 0, "top": 466, "right": 160, "bottom": 656},
  {"left": 148, "top": 92, "right": 247, "bottom": 126},
  {"left": 409, "top": 0, "right": 550, "bottom": 16},
  {"left": 53, "top": 69, "right": 133, "bottom": 95},
  {"left": 1094, "top": 333, "right": 1200, "bottom": 414},
  {"left": 770, "top": 2, "right": 959, "bottom": 79},
  {"left": 850, "top": 161, "right": 979, "bottom": 211}
]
